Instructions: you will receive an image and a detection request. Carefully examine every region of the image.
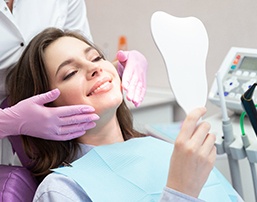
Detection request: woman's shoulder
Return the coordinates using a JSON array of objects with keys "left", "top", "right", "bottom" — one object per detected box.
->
[
  {"left": 33, "top": 172, "right": 91, "bottom": 202},
  {"left": 39, "top": 172, "right": 76, "bottom": 187}
]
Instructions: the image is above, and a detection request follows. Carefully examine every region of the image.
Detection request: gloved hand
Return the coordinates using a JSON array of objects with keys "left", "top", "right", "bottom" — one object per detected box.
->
[
  {"left": 0, "top": 89, "right": 99, "bottom": 140},
  {"left": 117, "top": 50, "right": 148, "bottom": 107}
]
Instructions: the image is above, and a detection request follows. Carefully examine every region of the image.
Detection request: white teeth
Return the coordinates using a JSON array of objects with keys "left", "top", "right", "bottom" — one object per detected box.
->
[{"left": 89, "top": 81, "right": 109, "bottom": 96}]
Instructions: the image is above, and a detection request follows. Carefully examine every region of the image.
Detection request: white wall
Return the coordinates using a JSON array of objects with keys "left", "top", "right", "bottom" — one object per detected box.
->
[
  {"left": 86, "top": 0, "right": 257, "bottom": 120},
  {"left": 85, "top": 2, "right": 257, "bottom": 201}
]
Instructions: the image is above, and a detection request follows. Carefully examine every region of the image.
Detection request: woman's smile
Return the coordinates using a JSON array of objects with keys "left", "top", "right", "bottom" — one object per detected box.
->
[{"left": 87, "top": 77, "right": 112, "bottom": 96}]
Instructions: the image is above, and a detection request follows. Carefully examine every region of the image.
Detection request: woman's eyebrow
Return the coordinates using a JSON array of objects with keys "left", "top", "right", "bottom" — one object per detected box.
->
[
  {"left": 84, "top": 46, "right": 94, "bottom": 55},
  {"left": 55, "top": 46, "right": 95, "bottom": 76},
  {"left": 55, "top": 59, "right": 74, "bottom": 76}
]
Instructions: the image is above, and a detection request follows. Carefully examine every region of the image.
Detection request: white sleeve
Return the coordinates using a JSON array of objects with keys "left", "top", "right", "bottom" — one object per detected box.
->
[
  {"left": 34, "top": 174, "right": 206, "bottom": 202},
  {"left": 33, "top": 173, "right": 92, "bottom": 202},
  {"left": 64, "top": 0, "right": 93, "bottom": 41},
  {"left": 159, "top": 187, "right": 205, "bottom": 202},
  {"left": 33, "top": 191, "right": 77, "bottom": 202}
]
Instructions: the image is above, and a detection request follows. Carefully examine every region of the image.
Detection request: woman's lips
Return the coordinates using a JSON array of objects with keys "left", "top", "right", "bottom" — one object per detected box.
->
[{"left": 87, "top": 78, "right": 112, "bottom": 96}]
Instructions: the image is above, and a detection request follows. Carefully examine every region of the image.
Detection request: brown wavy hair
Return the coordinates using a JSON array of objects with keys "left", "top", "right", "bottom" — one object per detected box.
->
[{"left": 6, "top": 28, "right": 145, "bottom": 181}]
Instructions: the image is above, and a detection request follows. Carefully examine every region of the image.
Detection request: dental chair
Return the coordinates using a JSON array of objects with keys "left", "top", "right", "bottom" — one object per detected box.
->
[{"left": 0, "top": 99, "right": 38, "bottom": 202}]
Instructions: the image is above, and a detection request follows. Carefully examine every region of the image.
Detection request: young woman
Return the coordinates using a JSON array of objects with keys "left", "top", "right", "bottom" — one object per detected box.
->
[
  {"left": 6, "top": 28, "right": 240, "bottom": 202},
  {"left": 0, "top": 0, "right": 147, "bottom": 141}
]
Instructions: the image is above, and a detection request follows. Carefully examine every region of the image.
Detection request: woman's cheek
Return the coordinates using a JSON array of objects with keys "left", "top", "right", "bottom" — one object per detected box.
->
[{"left": 52, "top": 87, "right": 75, "bottom": 106}]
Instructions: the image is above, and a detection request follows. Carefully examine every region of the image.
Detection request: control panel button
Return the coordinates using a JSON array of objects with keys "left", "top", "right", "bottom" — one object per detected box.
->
[
  {"left": 242, "top": 79, "right": 256, "bottom": 92},
  {"left": 235, "top": 94, "right": 242, "bottom": 101},
  {"left": 235, "top": 70, "right": 242, "bottom": 76},
  {"left": 224, "top": 76, "right": 239, "bottom": 92},
  {"left": 228, "top": 92, "right": 235, "bottom": 98},
  {"left": 242, "top": 71, "right": 249, "bottom": 77},
  {"left": 233, "top": 58, "right": 239, "bottom": 64},
  {"left": 231, "top": 65, "right": 236, "bottom": 70},
  {"left": 250, "top": 72, "right": 257, "bottom": 77}
]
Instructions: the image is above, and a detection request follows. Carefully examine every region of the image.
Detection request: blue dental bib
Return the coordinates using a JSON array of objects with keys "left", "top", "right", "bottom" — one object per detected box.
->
[{"left": 54, "top": 137, "right": 240, "bottom": 202}]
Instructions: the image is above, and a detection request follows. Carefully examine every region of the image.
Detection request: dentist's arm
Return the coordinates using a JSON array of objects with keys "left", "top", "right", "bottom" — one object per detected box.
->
[
  {"left": 160, "top": 107, "right": 216, "bottom": 201},
  {"left": 116, "top": 50, "right": 147, "bottom": 107},
  {"left": 0, "top": 89, "right": 99, "bottom": 140}
]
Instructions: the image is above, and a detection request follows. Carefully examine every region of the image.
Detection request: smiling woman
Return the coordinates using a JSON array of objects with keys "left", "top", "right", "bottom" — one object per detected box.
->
[
  {"left": 43, "top": 35, "right": 122, "bottom": 116},
  {"left": 6, "top": 28, "right": 145, "bottom": 180},
  {"left": 5, "top": 28, "right": 226, "bottom": 202}
]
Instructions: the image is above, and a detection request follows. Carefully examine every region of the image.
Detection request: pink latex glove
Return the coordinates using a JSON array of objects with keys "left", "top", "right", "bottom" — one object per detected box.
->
[
  {"left": 0, "top": 89, "right": 99, "bottom": 140},
  {"left": 117, "top": 50, "right": 148, "bottom": 107}
]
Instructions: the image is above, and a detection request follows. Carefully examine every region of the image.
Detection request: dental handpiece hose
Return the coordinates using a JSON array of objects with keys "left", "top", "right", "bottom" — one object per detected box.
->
[
  {"left": 216, "top": 72, "right": 244, "bottom": 198},
  {"left": 241, "top": 83, "right": 257, "bottom": 136},
  {"left": 241, "top": 83, "right": 257, "bottom": 201}
]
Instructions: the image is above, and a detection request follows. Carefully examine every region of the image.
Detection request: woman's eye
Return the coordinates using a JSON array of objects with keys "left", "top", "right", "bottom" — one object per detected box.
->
[
  {"left": 92, "top": 56, "right": 103, "bottom": 62},
  {"left": 63, "top": 70, "right": 78, "bottom": 80}
]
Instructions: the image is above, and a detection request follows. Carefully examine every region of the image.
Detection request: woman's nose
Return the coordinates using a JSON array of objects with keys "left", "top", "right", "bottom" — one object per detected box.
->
[{"left": 86, "top": 63, "right": 102, "bottom": 80}]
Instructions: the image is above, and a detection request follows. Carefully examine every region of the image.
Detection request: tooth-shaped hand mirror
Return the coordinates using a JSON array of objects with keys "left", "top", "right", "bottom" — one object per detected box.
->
[{"left": 151, "top": 11, "right": 209, "bottom": 115}]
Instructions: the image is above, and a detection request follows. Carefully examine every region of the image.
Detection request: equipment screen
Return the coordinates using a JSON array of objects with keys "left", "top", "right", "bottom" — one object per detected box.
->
[{"left": 239, "top": 56, "right": 257, "bottom": 71}]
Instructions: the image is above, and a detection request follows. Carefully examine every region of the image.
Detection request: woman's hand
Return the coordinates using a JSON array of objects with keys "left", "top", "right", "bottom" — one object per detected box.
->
[
  {"left": 0, "top": 89, "right": 99, "bottom": 140},
  {"left": 117, "top": 50, "right": 147, "bottom": 107},
  {"left": 167, "top": 107, "right": 216, "bottom": 198}
]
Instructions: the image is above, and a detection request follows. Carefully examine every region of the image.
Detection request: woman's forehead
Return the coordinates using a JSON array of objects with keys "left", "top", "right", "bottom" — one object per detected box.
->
[
  {"left": 44, "top": 36, "right": 96, "bottom": 75},
  {"left": 44, "top": 36, "right": 92, "bottom": 62},
  {"left": 50, "top": 36, "right": 90, "bottom": 49}
]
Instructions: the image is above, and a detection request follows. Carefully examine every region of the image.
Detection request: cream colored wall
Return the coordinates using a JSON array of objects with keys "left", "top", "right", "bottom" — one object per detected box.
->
[
  {"left": 85, "top": 2, "right": 257, "bottom": 201},
  {"left": 86, "top": 0, "right": 257, "bottom": 120}
]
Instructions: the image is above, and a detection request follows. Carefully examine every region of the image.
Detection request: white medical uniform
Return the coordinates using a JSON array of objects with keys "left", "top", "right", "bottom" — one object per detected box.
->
[{"left": 0, "top": 0, "right": 92, "bottom": 103}]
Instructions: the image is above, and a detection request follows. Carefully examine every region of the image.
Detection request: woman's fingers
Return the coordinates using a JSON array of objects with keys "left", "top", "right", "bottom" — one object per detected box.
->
[{"left": 178, "top": 107, "right": 207, "bottom": 140}]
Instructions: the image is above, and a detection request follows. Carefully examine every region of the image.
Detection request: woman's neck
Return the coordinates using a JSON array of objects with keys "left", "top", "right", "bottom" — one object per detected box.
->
[{"left": 77, "top": 114, "right": 124, "bottom": 146}]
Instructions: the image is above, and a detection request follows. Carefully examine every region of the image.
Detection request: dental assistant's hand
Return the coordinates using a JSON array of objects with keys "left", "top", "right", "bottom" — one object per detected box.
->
[
  {"left": 167, "top": 107, "right": 216, "bottom": 198},
  {"left": 0, "top": 89, "right": 99, "bottom": 140},
  {"left": 117, "top": 50, "right": 147, "bottom": 107}
]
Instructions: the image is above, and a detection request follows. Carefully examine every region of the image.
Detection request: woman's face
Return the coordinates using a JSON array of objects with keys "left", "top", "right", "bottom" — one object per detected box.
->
[{"left": 44, "top": 36, "right": 123, "bottom": 115}]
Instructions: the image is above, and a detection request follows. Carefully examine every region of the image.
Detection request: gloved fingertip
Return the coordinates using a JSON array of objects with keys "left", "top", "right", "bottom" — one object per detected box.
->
[
  {"left": 50, "top": 88, "right": 61, "bottom": 98},
  {"left": 81, "top": 106, "right": 95, "bottom": 113},
  {"left": 45, "top": 89, "right": 61, "bottom": 102},
  {"left": 133, "top": 101, "right": 140, "bottom": 108},
  {"left": 117, "top": 50, "right": 124, "bottom": 54},
  {"left": 90, "top": 114, "right": 100, "bottom": 121},
  {"left": 35, "top": 88, "right": 60, "bottom": 105},
  {"left": 116, "top": 50, "right": 128, "bottom": 62}
]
